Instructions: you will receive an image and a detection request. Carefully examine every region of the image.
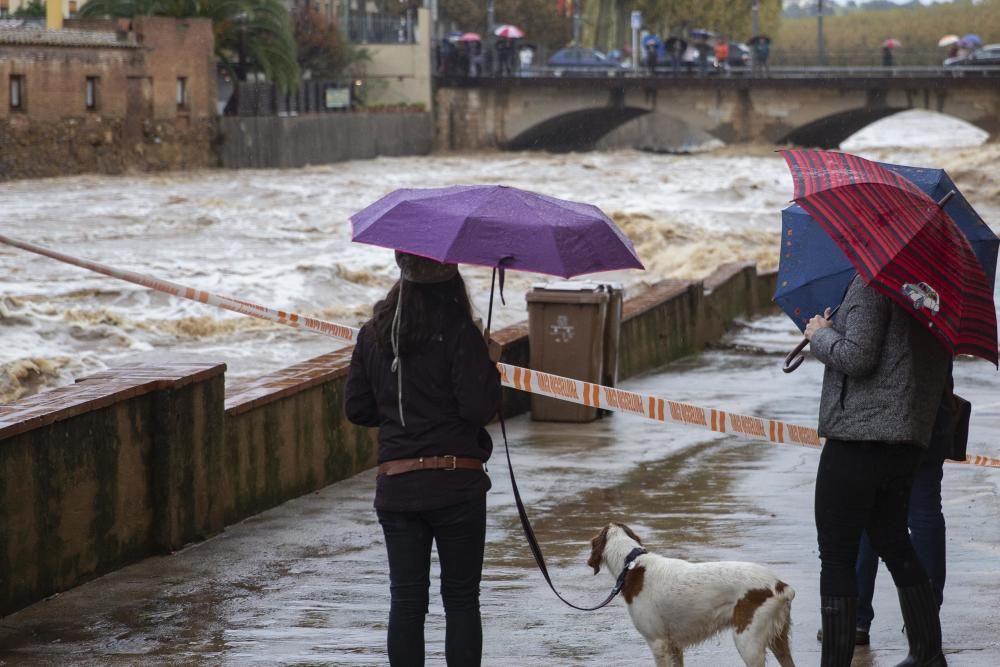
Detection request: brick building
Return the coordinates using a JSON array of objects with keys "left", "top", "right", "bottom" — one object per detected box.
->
[{"left": 0, "top": 16, "right": 217, "bottom": 180}]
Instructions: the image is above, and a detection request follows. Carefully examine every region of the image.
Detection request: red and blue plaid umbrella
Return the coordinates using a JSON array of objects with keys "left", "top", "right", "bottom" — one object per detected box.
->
[{"left": 780, "top": 149, "right": 998, "bottom": 365}]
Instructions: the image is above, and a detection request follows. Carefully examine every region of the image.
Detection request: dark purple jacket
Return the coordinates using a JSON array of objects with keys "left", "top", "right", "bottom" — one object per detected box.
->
[{"left": 344, "top": 318, "right": 500, "bottom": 512}]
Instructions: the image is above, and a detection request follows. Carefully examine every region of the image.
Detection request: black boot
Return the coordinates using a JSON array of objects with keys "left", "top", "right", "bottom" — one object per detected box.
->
[
  {"left": 895, "top": 581, "right": 947, "bottom": 667},
  {"left": 820, "top": 596, "right": 858, "bottom": 667}
]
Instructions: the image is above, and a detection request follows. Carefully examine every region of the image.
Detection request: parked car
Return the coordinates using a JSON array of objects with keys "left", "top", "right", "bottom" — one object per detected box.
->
[
  {"left": 945, "top": 44, "right": 1000, "bottom": 66},
  {"left": 726, "top": 42, "right": 752, "bottom": 68},
  {"left": 547, "top": 46, "right": 626, "bottom": 72}
]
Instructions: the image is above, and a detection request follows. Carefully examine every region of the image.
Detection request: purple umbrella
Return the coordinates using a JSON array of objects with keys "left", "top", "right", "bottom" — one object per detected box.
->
[
  {"left": 350, "top": 185, "right": 644, "bottom": 278},
  {"left": 350, "top": 184, "right": 645, "bottom": 333}
]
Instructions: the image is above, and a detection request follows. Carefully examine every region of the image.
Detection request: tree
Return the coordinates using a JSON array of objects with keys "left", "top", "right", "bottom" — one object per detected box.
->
[
  {"left": 496, "top": 0, "right": 571, "bottom": 51},
  {"left": 631, "top": 0, "right": 782, "bottom": 41},
  {"left": 13, "top": 0, "right": 46, "bottom": 18},
  {"left": 438, "top": 0, "right": 485, "bottom": 31},
  {"left": 80, "top": 0, "right": 299, "bottom": 89},
  {"left": 293, "top": 5, "right": 368, "bottom": 80}
]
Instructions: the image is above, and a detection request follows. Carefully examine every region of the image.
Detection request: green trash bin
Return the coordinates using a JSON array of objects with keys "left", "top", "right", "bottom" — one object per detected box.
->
[{"left": 526, "top": 281, "right": 609, "bottom": 422}]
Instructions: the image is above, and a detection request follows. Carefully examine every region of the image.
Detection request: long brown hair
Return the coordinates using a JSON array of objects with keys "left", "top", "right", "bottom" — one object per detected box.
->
[{"left": 371, "top": 273, "right": 474, "bottom": 354}]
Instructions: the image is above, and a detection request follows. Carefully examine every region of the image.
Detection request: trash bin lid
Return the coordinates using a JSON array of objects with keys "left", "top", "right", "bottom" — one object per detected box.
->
[{"left": 530, "top": 280, "right": 603, "bottom": 292}]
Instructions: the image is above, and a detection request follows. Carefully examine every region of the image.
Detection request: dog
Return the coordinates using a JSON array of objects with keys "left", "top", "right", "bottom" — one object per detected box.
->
[{"left": 588, "top": 523, "right": 796, "bottom": 667}]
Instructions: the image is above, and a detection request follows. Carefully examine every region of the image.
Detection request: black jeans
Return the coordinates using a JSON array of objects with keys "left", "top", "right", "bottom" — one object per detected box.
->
[
  {"left": 377, "top": 495, "right": 486, "bottom": 666},
  {"left": 815, "top": 439, "right": 928, "bottom": 597},
  {"left": 855, "top": 452, "right": 945, "bottom": 630}
]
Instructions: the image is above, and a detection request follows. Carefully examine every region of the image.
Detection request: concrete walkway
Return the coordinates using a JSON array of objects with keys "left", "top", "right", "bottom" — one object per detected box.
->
[{"left": 2, "top": 337, "right": 998, "bottom": 665}]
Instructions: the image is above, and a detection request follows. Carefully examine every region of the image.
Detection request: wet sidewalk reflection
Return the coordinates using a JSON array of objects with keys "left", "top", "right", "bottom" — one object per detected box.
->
[{"left": 1, "top": 316, "right": 998, "bottom": 665}]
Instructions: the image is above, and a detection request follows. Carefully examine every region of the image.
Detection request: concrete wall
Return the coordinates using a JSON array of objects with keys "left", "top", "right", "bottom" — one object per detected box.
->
[
  {"left": 359, "top": 7, "right": 432, "bottom": 109},
  {"left": 222, "top": 349, "right": 378, "bottom": 524},
  {"left": 220, "top": 111, "right": 433, "bottom": 169},
  {"left": 0, "top": 362, "right": 226, "bottom": 617},
  {"left": 0, "top": 264, "right": 775, "bottom": 617}
]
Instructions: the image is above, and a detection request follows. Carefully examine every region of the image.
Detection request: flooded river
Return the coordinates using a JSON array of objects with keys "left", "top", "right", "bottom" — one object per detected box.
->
[
  {"left": 1, "top": 111, "right": 999, "bottom": 664},
  {"left": 1, "top": 110, "right": 998, "bottom": 404}
]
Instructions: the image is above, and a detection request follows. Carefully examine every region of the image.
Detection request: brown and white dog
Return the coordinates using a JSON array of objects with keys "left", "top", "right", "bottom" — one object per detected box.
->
[{"left": 588, "top": 523, "right": 796, "bottom": 667}]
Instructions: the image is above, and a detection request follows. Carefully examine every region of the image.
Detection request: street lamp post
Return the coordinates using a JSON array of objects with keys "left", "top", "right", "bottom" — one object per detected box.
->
[
  {"left": 751, "top": 0, "right": 759, "bottom": 38},
  {"left": 817, "top": 0, "right": 826, "bottom": 66},
  {"left": 487, "top": 0, "right": 495, "bottom": 35},
  {"left": 572, "top": 0, "right": 581, "bottom": 45}
]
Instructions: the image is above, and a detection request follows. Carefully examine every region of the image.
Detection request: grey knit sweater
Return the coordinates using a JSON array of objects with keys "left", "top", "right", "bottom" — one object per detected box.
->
[{"left": 810, "top": 275, "right": 949, "bottom": 448}]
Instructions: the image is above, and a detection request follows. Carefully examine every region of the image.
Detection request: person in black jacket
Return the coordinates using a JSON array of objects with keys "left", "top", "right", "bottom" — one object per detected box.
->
[{"left": 345, "top": 251, "right": 501, "bottom": 666}]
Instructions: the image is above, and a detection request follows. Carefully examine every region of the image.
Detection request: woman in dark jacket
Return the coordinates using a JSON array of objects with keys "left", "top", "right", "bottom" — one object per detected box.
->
[{"left": 345, "top": 251, "right": 500, "bottom": 666}]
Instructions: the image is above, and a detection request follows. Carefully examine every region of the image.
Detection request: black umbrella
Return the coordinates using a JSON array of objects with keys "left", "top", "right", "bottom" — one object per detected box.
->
[
  {"left": 748, "top": 35, "right": 771, "bottom": 46},
  {"left": 664, "top": 36, "right": 687, "bottom": 51}
]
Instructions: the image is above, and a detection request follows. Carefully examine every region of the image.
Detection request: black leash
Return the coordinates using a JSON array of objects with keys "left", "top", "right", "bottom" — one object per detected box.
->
[{"left": 498, "top": 411, "right": 646, "bottom": 611}]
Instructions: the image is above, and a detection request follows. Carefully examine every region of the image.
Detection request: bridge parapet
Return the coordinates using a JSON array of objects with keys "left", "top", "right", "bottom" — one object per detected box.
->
[{"left": 435, "top": 71, "right": 1000, "bottom": 150}]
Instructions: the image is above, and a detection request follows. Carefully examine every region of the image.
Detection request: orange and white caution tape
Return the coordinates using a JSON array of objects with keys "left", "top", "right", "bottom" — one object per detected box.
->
[
  {"left": 3, "top": 234, "right": 998, "bottom": 469},
  {"left": 499, "top": 362, "right": 826, "bottom": 449},
  {"left": 498, "top": 363, "right": 1000, "bottom": 468},
  {"left": 0, "top": 234, "right": 357, "bottom": 343}
]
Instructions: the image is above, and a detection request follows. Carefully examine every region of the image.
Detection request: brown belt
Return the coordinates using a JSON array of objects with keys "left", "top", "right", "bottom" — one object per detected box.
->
[{"left": 376, "top": 455, "right": 483, "bottom": 477}]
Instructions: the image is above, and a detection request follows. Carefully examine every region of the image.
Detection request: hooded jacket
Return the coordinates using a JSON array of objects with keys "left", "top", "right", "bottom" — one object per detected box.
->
[
  {"left": 810, "top": 275, "right": 950, "bottom": 448},
  {"left": 345, "top": 316, "right": 500, "bottom": 512}
]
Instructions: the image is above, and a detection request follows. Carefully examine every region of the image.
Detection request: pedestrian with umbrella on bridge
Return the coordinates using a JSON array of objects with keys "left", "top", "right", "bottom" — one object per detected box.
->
[
  {"left": 749, "top": 34, "right": 771, "bottom": 77},
  {"left": 664, "top": 35, "right": 687, "bottom": 75},
  {"left": 346, "top": 184, "right": 643, "bottom": 666},
  {"left": 882, "top": 38, "right": 901, "bottom": 67},
  {"left": 779, "top": 149, "right": 997, "bottom": 667}
]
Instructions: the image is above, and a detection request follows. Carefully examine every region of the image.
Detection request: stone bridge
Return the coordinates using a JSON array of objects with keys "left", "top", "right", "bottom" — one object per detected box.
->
[{"left": 434, "top": 73, "right": 1000, "bottom": 151}]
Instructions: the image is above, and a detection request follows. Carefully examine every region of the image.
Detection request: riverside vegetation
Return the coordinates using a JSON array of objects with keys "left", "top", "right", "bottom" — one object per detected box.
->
[{"left": 775, "top": 0, "right": 1000, "bottom": 66}]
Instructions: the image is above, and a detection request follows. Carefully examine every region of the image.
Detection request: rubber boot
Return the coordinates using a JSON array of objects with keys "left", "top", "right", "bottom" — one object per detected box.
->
[
  {"left": 895, "top": 581, "right": 947, "bottom": 667},
  {"left": 820, "top": 596, "right": 858, "bottom": 667}
]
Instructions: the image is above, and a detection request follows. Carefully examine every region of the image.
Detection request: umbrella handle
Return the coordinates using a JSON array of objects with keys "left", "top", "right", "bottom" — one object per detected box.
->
[{"left": 783, "top": 338, "right": 809, "bottom": 373}]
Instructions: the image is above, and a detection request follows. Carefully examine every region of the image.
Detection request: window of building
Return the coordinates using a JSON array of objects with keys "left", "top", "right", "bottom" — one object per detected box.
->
[
  {"left": 0, "top": 0, "right": 9, "bottom": 19},
  {"left": 85, "top": 77, "right": 98, "bottom": 111},
  {"left": 68, "top": 0, "right": 78, "bottom": 16},
  {"left": 176, "top": 77, "right": 188, "bottom": 110},
  {"left": 9, "top": 75, "right": 24, "bottom": 112}
]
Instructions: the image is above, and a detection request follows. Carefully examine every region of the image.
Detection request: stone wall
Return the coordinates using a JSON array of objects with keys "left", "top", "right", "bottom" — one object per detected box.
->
[
  {"left": 0, "top": 264, "right": 776, "bottom": 617},
  {"left": 0, "top": 17, "right": 218, "bottom": 181},
  {"left": 220, "top": 111, "right": 433, "bottom": 169},
  {"left": 222, "top": 349, "right": 378, "bottom": 524},
  {"left": 0, "top": 363, "right": 226, "bottom": 617}
]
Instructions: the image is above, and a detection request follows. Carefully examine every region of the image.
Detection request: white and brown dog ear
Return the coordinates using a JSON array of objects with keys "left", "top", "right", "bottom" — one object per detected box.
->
[
  {"left": 618, "top": 523, "right": 643, "bottom": 545},
  {"left": 588, "top": 526, "right": 609, "bottom": 574}
]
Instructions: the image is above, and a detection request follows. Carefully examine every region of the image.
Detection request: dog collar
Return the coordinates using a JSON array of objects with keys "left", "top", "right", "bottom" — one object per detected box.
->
[{"left": 612, "top": 546, "right": 648, "bottom": 595}]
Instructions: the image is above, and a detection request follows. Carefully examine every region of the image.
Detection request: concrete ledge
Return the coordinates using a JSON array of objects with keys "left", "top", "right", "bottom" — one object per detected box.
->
[
  {"left": 0, "top": 362, "right": 226, "bottom": 617},
  {"left": 222, "top": 350, "right": 377, "bottom": 524}
]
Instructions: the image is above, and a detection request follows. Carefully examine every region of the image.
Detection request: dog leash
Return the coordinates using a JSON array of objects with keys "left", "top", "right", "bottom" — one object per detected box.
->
[{"left": 498, "top": 412, "right": 647, "bottom": 611}]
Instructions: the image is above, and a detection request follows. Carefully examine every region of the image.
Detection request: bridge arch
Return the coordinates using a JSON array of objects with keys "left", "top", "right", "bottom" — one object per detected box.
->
[
  {"left": 504, "top": 106, "right": 649, "bottom": 151},
  {"left": 779, "top": 107, "right": 909, "bottom": 148}
]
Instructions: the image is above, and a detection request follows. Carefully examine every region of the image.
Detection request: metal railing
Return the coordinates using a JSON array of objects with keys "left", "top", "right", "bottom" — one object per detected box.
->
[
  {"left": 437, "top": 65, "right": 1000, "bottom": 82},
  {"left": 345, "top": 14, "right": 416, "bottom": 44},
  {"left": 225, "top": 80, "right": 356, "bottom": 117}
]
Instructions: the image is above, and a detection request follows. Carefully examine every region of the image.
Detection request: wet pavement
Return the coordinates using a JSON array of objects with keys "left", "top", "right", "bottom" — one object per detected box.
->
[{"left": 1, "top": 316, "right": 999, "bottom": 666}]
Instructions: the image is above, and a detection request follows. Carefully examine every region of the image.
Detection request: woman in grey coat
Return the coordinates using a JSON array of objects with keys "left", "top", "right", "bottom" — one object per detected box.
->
[{"left": 804, "top": 274, "right": 950, "bottom": 667}]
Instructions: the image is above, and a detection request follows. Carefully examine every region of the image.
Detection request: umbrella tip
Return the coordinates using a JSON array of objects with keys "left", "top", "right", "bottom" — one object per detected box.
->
[{"left": 937, "top": 190, "right": 957, "bottom": 208}]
